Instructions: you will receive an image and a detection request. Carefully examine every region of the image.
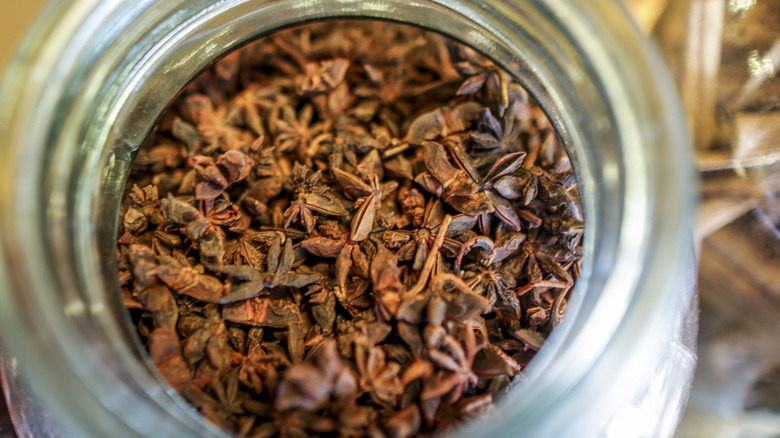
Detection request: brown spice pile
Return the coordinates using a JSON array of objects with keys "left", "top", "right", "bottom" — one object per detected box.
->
[{"left": 118, "top": 20, "right": 582, "bottom": 437}]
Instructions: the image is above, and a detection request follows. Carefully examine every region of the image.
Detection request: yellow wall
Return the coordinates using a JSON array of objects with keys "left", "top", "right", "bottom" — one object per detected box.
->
[{"left": 1, "top": 2, "right": 47, "bottom": 69}]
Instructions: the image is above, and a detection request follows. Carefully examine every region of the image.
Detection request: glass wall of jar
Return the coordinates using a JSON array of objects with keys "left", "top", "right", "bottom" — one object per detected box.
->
[{"left": 0, "top": 1, "right": 696, "bottom": 437}]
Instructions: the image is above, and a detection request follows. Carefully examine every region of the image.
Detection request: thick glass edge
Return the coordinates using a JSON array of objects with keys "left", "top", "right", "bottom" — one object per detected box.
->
[{"left": 0, "top": 0, "right": 696, "bottom": 437}]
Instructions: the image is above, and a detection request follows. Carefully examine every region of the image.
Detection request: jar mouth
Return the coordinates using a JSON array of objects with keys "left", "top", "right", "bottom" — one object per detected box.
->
[{"left": 0, "top": 1, "right": 694, "bottom": 437}]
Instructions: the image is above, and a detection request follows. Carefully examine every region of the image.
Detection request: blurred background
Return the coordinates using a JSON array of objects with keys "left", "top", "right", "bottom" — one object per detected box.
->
[
  {"left": 645, "top": 1, "right": 780, "bottom": 437},
  {"left": 0, "top": 3, "right": 45, "bottom": 69},
  {"left": 0, "top": 5, "right": 46, "bottom": 438},
  {"left": 1, "top": 1, "right": 779, "bottom": 437}
]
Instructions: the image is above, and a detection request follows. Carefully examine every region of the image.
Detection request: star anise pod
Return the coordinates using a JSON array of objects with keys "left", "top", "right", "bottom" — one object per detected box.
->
[
  {"left": 546, "top": 212, "right": 584, "bottom": 252},
  {"left": 298, "top": 58, "right": 350, "bottom": 95},
  {"left": 469, "top": 101, "right": 531, "bottom": 169},
  {"left": 182, "top": 369, "right": 246, "bottom": 432},
  {"left": 403, "top": 102, "right": 482, "bottom": 144},
  {"left": 354, "top": 63, "right": 417, "bottom": 108},
  {"left": 461, "top": 263, "right": 519, "bottom": 314},
  {"left": 414, "top": 140, "right": 491, "bottom": 215},
  {"left": 298, "top": 223, "right": 370, "bottom": 290},
  {"left": 420, "top": 322, "right": 482, "bottom": 405},
  {"left": 198, "top": 195, "right": 250, "bottom": 234},
  {"left": 396, "top": 187, "right": 426, "bottom": 228},
  {"left": 505, "top": 230, "right": 576, "bottom": 299},
  {"left": 180, "top": 304, "right": 231, "bottom": 373},
  {"left": 243, "top": 141, "right": 284, "bottom": 202},
  {"left": 348, "top": 321, "right": 403, "bottom": 405},
  {"left": 144, "top": 228, "right": 183, "bottom": 257},
  {"left": 453, "top": 231, "right": 526, "bottom": 315},
  {"left": 181, "top": 94, "right": 253, "bottom": 153},
  {"left": 445, "top": 137, "right": 528, "bottom": 231},
  {"left": 332, "top": 167, "right": 397, "bottom": 242},
  {"left": 151, "top": 254, "right": 226, "bottom": 303},
  {"left": 123, "top": 184, "right": 162, "bottom": 234},
  {"left": 283, "top": 162, "right": 349, "bottom": 233},
  {"left": 148, "top": 325, "right": 192, "bottom": 392},
  {"left": 452, "top": 45, "right": 513, "bottom": 116},
  {"left": 224, "top": 230, "right": 278, "bottom": 271},
  {"left": 275, "top": 339, "right": 358, "bottom": 412},
  {"left": 161, "top": 194, "right": 212, "bottom": 240},
  {"left": 219, "top": 235, "right": 321, "bottom": 304},
  {"left": 369, "top": 244, "right": 406, "bottom": 323},
  {"left": 383, "top": 199, "right": 475, "bottom": 271},
  {"left": 188, "top": 150, "right": 254, "bottom": 200},
  {"left": 271, "top": 103, "right": 327, "bottom": 165},
  {"left": 224, "top": 84, "right": 278, "bottom": 137},
  {"left": 492, "top": 163, "right": 578, "bottom": 214}
]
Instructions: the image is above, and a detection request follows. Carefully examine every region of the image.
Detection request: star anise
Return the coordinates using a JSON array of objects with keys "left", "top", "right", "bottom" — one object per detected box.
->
[
  {"left": 188, "top": 149, "right": 254, "bottom": 200},
  {"left": 181, "top": 94, "right": 253, "bottom": 153},
  {"left": 123, "top": 184, "right": 162, "bottom": 235},
  {"left": 196, "top": 195, "right": 249, "bottom": 235},
  {"left": 403, "top": 102, "right": 482, "bottom": 144},
  {"left": 445, "top": 137, "right": 528, "bottom": 231},
  {"left": 148, "top": 325, "right": 192, "bottom": 391},
  {"left": 180, "top": 304, "right": 231, "bottom": 373},
  {"left": 151, "top": 254, "right": 226, "bottom": 303},
  {"left": 492, "top": 163, "right": 579, "bottom": 215},
  {"left": 158, "top": 195, "right": 227, "bottom": 271},
  {"left": 352, "top": 63, "right": 419, "bottom": 122},
  {"left": 469, "top": 101, "right": 531, "bottom": 169},
  {"left": 283, "top": 162, "right": 349, "bottom": 233},
  {"left": 219, "top": 235, "right": 321, "bottom": 304},
  {"left": 171, "top": 117, "right": 203, "bottom": 156},
  {"left": 452, "top": 45, "right": 513, "bottom": 116},
  {"left": 146, "top": 228, "right": 183, "bottom": 257},
  {"left": 460, "top": 262, "right": 520, "bottom": 313},
  {"left": 300, "top": 224, "right": 367, "bottom": 283},
  {"left": 298, "top": 58, "right": 350, "bottom": 95},
  {"left": 546, "top": 212, "right": 584, "bottom": 252},
  {"left": 332, "top": 166, "right": 397, "bottom": 242},
  {"left": 243, "top": 142, "right": 284, "bottom": 202},
  {"left": 505, "top": 229, "right": 576, "bottom": 299},
  {"left": 347, "top": 321, "right": 403, "bottom": 405},
  {"left": 275, "top": 339, "right": 357, "bottom": 412},
  {"left": 271, "top": 103, "right": 327, "bottom": 165},
  {"left": 396, "top": 187, "right": 426, "bottom": 228},
  {"left": 224, "top": 230, "right": 278, "bottom": 271},
  {"left": 233, "top": 327, "right": 274, "bottom": 395},
  {"left": 182, "top": 369, "right": 246, "bottom": 432},
  {"left": 161, "top": 194, "right": 212, "bottom": 240},
  {"left": 383, "top": 199, "right": 475, "bottom": 271},
  {"left": 224, "top": 84, "right": 279, "bottom": 137},
  {"left": 414, "top": 140, "right": 491, "bottom": 215},
  {"left": 420, "top": 322, "right": 482, "bottom": 405},
  {"left": 452, "top": 230, "right": 526, "bottom": 313},
  {"left": 369, "top": 243, "right": 406, "bottom": 322}
]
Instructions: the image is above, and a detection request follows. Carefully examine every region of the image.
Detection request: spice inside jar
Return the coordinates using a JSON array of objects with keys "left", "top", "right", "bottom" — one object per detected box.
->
[{"left": 117, "top": 20, "right": 583, "bottom": 437}]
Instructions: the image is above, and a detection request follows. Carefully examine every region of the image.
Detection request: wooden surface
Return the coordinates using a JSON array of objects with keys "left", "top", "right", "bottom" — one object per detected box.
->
[
  {"left": 0, "top": 2, "right": 46, "bottom": 68},
  {"left": 1, "top": 2, "right": 47, "bottom": 435}
]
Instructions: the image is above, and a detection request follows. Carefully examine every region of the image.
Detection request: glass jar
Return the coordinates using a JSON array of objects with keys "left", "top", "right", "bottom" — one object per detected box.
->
[{"left": 0, "top": 0, "right": 697, "bottom": 437}]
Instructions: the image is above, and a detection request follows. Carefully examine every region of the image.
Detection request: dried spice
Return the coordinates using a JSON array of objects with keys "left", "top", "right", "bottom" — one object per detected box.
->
[{"left": 118, "top": 20, "right": 583, "bottom": 437}]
